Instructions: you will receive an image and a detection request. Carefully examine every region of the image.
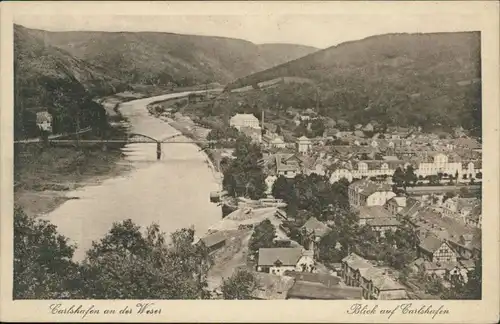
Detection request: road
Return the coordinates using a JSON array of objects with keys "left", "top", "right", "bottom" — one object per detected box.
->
[{"left": 40, "top": 89, "right": 224, "bottom": 261}]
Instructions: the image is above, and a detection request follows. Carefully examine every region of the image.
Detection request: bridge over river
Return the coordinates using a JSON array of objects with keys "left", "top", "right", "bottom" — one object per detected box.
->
[{"left": 39, "top": 90, "right": 223, "bottom": 261}]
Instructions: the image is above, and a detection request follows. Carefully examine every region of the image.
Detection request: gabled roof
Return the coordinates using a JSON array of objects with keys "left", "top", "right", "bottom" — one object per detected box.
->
[
  {"left": 388, "top": 196, "right": 407, "bottom": 207},
  {"left": 349, "top": 179, "right": 393, "bottom": 196},
  {"left": 398, "top": 198, "right": 421, "bottom": 217},
  {"left": 258, "top": 248, "right": 303, "bottom": 266},
  {"left": 286, "top": 281, "right": 362, "bottom": 300},
  {"left": 250, "top": 272, "right": 295, "bottom": 300},
  {"left": 419, "top": 235, "right": 446, "bottom": 253},
  {"left": 359, "top": 267, "right": 406, "bottom": 291},
  {"left": 367, "top": 217, "right": 401, "bottom": 227},
  {"left": 230, "top": 113, "right": 259, "bottom": 121},
  {"left": 358, "top": 206, "right": 393, "bottom": 220},
  {"left": 342, "top": 253, "right": 372, "bottom": 270},
  {"left": 301, "top": 217, "right": 331, "bottom": 237},
  {"left": 275, "top": 154, "right": 302, "bottom": 172},
  {"left": 283, "top": 271, "right": 341, "bottom": 287},
  {"left": 199, "top": 231, "right": 227, "bottom": 248}
]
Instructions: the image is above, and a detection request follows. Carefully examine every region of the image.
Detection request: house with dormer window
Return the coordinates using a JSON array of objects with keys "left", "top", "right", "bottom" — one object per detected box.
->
[{"left": 257, "top": 248, "right": 315, "bottom": 276}]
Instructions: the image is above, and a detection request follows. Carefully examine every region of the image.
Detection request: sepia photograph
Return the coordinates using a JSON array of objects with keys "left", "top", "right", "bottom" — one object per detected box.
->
[{"left": 1, "top": 1, "right": 499, "bottom": 323}]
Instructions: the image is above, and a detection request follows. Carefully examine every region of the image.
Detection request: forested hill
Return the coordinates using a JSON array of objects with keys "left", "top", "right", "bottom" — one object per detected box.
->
[
  {"left": 25, "top": 27, "right": 318, "bottom": 86},
  {"left": 226, "top": 32, "right": 481, "bottom": 135},
  {"left": 14, "top": 24, "right": 317, "bottom": 139},
  {"left": 14, "top": 25, "right": 128, "bottom": 139}
]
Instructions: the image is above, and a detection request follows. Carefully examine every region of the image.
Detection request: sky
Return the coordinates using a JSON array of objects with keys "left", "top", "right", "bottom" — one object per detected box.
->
[{"left": 13, "top": 3, "right": 484, "bottom": 49}]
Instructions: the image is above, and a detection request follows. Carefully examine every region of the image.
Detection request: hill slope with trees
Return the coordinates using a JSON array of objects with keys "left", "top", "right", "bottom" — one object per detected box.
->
[
  {"left": 14, "top": 25, "right": 128, "bottom": 139},
  {"left": 24, "top": 26, "right": 317, "bottom": 87},
  {"left": 226, "top": 32, "right": 481, "bottom": 135},
  {"left": 14, "top": 24, "right": 317, "bottom": 139}
]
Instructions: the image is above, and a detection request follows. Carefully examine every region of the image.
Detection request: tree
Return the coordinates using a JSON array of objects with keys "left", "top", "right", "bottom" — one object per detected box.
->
[
  {"left": 392, "top": 167, "right": 406, "bottom": 189},
  {"left": 310, "top": 119, "right": 325, "bottom": 137},
  {"left": 335, "top": 209, "right": 360, "bottom": 255},
  {"left": 14, "top": 206, "right": 82, "bottom": 299},
  {"left": 222, "top": 135, "right": 267, "bottom": 199},
  {"left": 404, "top": 165, "right": 418, "bottom": 187},
  {"left": 429, "top": 175, "right": 440, "bottom": 185},
  {"left": 221, "top": 269, "right": 259, "bottom": 299},
  {"left": 294, "top": 121, "right": 308, "bottom": 137},
  {"left": 271, "top": 175, "right": 295, "bottom": 202},
  {"left": 81, "top": 220, "right": 212, "bottom": 299},
  {"left": 318, "top": 230, "right": 344, "bottom": 263},
  {"left": 248, "top": 219, "right": 276, "bottom": 255}
]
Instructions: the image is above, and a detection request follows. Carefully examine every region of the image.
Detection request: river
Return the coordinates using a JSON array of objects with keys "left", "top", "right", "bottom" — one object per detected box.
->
[{"left": 41, "top": 90, "right": 223, "bottom": 261}]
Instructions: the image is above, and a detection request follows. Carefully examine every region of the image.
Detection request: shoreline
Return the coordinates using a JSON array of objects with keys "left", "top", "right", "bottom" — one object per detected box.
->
[
  {"left": 14, "top": 95, "right": 139, "bottom": 218},
  {"left": 15, "top": 88, "right": 224, "bottom": 224},
  {"left": 146, "top": 100, "right": 223, "bottom": 185}
]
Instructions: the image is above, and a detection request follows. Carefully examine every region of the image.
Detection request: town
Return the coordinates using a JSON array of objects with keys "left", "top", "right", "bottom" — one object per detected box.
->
[
  {"left": 12, "top": 18, "right": 484, "bottom": 303},
  {"left": 185, "top": 106, "right": 482, "bottom": 300}
]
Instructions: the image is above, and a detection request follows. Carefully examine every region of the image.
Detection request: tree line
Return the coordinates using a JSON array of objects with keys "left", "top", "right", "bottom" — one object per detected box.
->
[{"left": 14, "top": 206, "right": 213, "bottom": 299}]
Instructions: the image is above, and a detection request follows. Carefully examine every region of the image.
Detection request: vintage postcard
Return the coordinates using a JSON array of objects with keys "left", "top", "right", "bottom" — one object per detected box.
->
[{"left": 1, "top": 1, "right": 499, "bottom": 323}]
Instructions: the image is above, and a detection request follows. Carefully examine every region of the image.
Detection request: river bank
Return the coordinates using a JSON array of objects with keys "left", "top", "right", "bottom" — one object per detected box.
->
[
  {"left": 14, "top": 91, "right": 181, "bottom": 217},
  {"left": 14, "top": 125, "right": 133, "bottom": 218},
  {"left": 38, "top": 90, "right": 223, "bottom": 261},
  {"left": 145, "top": 94, "right": 225, "bottom": 176}
]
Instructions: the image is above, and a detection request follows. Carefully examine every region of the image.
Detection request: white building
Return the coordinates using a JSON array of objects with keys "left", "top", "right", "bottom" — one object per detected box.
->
[
  {"left": 262, "top": 133, "right": 287, "bottom": 149},
  {"left": 348, "top": 179, "right": 396, "bottom": 208},
  {"left": 36, "top": 111, "right": 53, "bottom": 133},
  {"left": 329, "top": 160, "right": 406, "bottom": 184},
  {"left": 229, "top": 113, "right": 260, "bottom": 130},
  {"left": 416, "top": 153, "right": 462, "bottom": 177},
  {"left": 257, "top": 248, "right": 315, "bottom": 276},
  {"left": 265, "top": 175, "right": 277, "bottom": 195},
  {"left": 296, "top": 136, "right": 312, "bottom": 154},
  {"left": 416, "top": 153, "right": 482, "bottom": 180}
]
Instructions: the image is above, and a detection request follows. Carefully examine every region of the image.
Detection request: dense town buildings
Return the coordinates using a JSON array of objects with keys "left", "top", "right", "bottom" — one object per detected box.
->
[{"left": 223, "top": 113, "right": 481, "bottom": 299}]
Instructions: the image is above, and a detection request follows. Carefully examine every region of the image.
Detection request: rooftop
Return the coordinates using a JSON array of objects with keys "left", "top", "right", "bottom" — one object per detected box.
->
[
  {"left": 199, "top": 231, "right": 227, "bottom": 248},
  {"left": 358, "top": 206, "right": 394, "bottom": 220},
  {"left": 250, "top": 272, "right": 295, "bottom": 300},
  {"left": 366, "top": 217, "right": 401, "bottom": 227},
  {"left": 359, "top": 267, "right": 406, "bottom": 291},
  {"left": 342, "top": 253, "right": 373, "bottom": 270},
  {"left": 419, "top": 234, "right": 445, "bottom": 253},
  {"left": 283, "top": 271, "right": 341, "bottom": 288},
  {"left": 230, "top": 113, "right": 259, "bottom": 121},
  {"left": 258, "top": 247, "right": 303, "bottom": 266},
  {"left": 301, "top": 217, "right": 331, "bottom": 237},
  {"left": 349, "top": 179, "right": 393, "bottom": 195},
  {"left": 286, "top": 281, "right": 362, "bottom": 300}
]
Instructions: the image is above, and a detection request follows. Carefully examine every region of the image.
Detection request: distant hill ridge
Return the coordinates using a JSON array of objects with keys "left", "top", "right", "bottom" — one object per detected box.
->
[
  {"left": 22, "top": 26, "right": 319, "bottom": 86},
  {"left": 13, "top": 24, "right": 318, "bottom": 138},
  {"left": 225, "top": 31, "right": 481, "bottom": 135}
]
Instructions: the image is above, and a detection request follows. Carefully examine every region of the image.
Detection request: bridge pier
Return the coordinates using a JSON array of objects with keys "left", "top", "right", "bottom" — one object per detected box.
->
[{"left": 157, "top": 142, "right": 161, "bottom": 160}]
